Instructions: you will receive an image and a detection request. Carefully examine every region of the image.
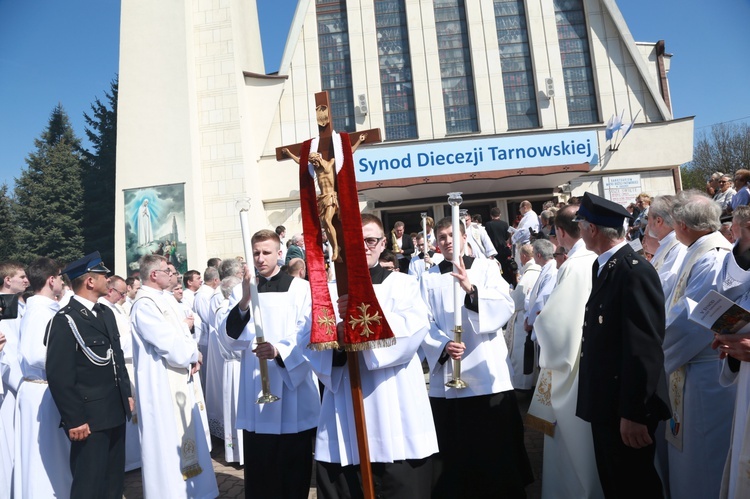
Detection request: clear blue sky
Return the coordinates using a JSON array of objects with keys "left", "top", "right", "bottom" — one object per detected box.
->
[{"left": 1, "top": 0, "right": 748, "bottom": 189}]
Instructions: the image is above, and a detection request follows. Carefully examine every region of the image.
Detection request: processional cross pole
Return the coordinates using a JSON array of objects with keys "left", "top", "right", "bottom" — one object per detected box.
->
[{"left": 276, "top": 91, "right": 385, "bottom": 499}]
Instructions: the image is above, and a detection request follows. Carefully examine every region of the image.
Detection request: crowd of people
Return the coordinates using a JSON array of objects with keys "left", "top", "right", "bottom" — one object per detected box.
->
[{"left": 1, "top": 182, "right": 750, "bottom": 498}]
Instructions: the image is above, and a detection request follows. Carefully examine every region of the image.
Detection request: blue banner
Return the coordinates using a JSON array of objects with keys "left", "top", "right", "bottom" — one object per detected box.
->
[{"left": 354, "top": 130, "right": 598, "bottom": 182}]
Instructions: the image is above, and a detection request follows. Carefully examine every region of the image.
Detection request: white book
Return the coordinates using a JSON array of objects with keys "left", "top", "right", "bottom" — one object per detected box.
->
[{"left": 687, "top": 289, "right": 750, "bottom": 335}]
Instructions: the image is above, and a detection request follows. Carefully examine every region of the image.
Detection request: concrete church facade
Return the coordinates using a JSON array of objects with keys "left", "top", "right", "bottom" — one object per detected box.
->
[{"left": 115, "top": 0, "right": 692, "bottom": 273}]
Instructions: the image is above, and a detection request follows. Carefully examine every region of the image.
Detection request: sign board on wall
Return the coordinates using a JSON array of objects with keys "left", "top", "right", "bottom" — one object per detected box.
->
[
  {"left": 603, "top": 174, "right": 642, "bottom": 207},
  {"left": 353, "top": 130, "right": 598, "bottom": 183}
]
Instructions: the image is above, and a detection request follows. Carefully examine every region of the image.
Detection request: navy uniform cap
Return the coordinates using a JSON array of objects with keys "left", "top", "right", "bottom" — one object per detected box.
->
[
  {"left": 62, "top": 251, "right": 110, "bottom": 280},
  {"left": 574, "top": 192, "right": 633, "bottom": 228}
]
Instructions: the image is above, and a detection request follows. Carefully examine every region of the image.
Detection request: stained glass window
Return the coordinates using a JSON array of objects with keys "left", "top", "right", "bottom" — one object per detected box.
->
[
  {"left": 554, "top": 0, "right": 599, "bottom": 124},
  {"left": 434, "top": 0, "right": 478, "bottom": 134},
  {"left": 317, "top": 0, "right": 355, "bottom": 132},
  {"left": 494, "top": 0, "right": 539, "bottom": 129},
  {"left": 375, "top": 0, "right": 418, "bottom": 140}
]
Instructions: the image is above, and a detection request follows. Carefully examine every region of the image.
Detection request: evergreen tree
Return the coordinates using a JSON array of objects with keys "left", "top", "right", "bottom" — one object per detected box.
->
[
  {"left": 0, "top": 184, "right": 19, "bottom": 261},
  {"left": 14, "top": 104, "right": 85, "bottom": 264},
  {"left": 81, "top": 77, "right": 118, "bottom": 268}
]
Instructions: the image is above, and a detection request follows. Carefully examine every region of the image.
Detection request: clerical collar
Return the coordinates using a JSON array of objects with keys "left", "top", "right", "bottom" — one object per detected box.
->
[
  {"left": 438, "top": 255, "right": 474, "bottom": 274},
  {"left": 419, "top": 250, "right": 435, "bottom": 259},
  {"left": 369, "top": 264, "right": 390, "bottom": 285},
  {"left": 258, "top": 271, "right": 294, "bottom": 293}
]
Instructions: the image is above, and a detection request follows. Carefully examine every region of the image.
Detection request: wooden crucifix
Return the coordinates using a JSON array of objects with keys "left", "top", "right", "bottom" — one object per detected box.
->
[{"left": 276, "top": 90, "right": 384, "bottom": 499}]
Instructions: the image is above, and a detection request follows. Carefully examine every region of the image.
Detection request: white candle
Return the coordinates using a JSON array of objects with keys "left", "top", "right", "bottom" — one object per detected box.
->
[
  {"left": 447, "top": 193, "right": 463, "bottom": 329},
  {"left": 237, "top": 200, "right": 265, "bottom": 342}
]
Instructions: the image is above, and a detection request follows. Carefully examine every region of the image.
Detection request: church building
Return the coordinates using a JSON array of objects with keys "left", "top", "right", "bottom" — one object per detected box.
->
[{"left": 115, "top": 0, "right": 692, "bottom": 272}]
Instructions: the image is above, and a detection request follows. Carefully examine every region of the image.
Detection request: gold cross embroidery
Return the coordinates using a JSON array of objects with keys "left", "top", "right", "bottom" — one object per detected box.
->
[
  {"left": 316, "top": 308, "right": 336, "bottom": 336},
  {"left": 348, "top": 303, "right": 382, "bottom": 338}
]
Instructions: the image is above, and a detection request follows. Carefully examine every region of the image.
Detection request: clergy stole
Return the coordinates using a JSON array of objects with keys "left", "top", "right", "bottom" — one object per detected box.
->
[
  {"left": 298, "top": 132, "right": 394, "bottom": 351},
  {"left": 651, "top": 235, "right": 680, "bottom": 272},
  {"left": 133, "top": 295, "right": 204, "bottom": 479},
  {"left": 525, "top": 369, "right": 556, "bottom": 436},
  {"left": 665, "top": 231, "right": 732, "bottom": 450}
]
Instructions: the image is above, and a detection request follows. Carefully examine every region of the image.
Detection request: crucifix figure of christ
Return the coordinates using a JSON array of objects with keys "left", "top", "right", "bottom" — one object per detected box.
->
[
  {"left": 282, "top": 134, "right": 367, "bottom": 263},
  {"left": 278, "top": 93, "right": 379, "bottom": 264},
  {"left": 276, "top": 91, "right": 387, "bottom": 499}
]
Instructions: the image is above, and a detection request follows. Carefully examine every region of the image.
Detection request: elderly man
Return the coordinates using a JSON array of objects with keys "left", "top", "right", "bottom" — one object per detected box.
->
[
  {"left": 421, "top": 217, "right": 532, "bottom": 497},
  {"left": 521, "top": 239, "right": 557, "bottom": 382},
  {"left": 130, "top": 255, "right": 218, "bottom": 498},
  {"left": 709, "top": 172, "right": 725, "bottom": 198},
  {"left": 647, "top": 195, "right": 687, "bottom": 297},
  {"left": 575, "top": 192, "right": 671, "bottom": 498},
  {"left": 713, "top": 205, "right": 750, "bottom": 497},
  {"left": 663, "top": 190, "right": 736, "bottom": 498},
  {"left": 285, "top": 234, "right": 306, "bottom": 265},
  {"left": 98, "top": 275, "right": 141, "bottom": 472},
  {"left": 511, "top": 200, "right": 540, "bottom": 268},
  {"left": 506, "top": 244, "right": 540, "bottom": 390},
  {"left": 527, "top": 205, "right": 602, "bottom": 498},
  {"left": 715, "top": 174, "right": 736, "bottom": 213}
]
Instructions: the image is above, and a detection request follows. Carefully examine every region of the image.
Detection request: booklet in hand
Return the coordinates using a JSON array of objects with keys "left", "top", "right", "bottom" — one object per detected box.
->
[{"left": 687, "top": 290, "right": 750, "bottom": 335}]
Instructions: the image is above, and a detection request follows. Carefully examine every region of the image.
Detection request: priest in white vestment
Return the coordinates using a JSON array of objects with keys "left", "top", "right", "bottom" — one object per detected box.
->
[
  {"left": 526, "top": 205, "right": 603, "bottom": 499},
  {"left": 645, "top": 194, "right": 687, "bottom": 493},
  {"left": 205, "top": 276, "right": 243, "bottom": 464},
  {"left": 220, "top": 231, "right": 319, "bottom": 498},
  {"left": 713, "top": 205, "right": 750, "bottom": 498},
  {"left": 408, "top": 233, "right": 444, "bottom": 279},
  {"left": 523, "top": 239, "right": 557, "bottom": 382},
  {"left": 421, "top": 217, "right": 532, "bottom": 497},
  {"left": 462, "top": 211, "right": 497, "bottom": 259},
  {"left": 647, "top": 195, "right": 687, "bottom": 299},
  {"left": 130, "top": 255, "right": 218, "bottom": 499},
  {"left": 0, "top": 262, "right": 28, "bottom": 496},
  {"left": 304, "top": 214, "right": 438, "bottom": 499},
  {"left": 194, "top": 267, "right": 221, "bottom": 390},
  {"left": 664, "top": 191, "right": 736, "bottom": 499},
  {"left": 506, "top": 243, "right": 540, "bottom": 389},
  {"left": 97, "top": 276, "right": 142, "bottom": 472},
  {"left": 14, "top": 257, "right": 72, "bottom": 498}
]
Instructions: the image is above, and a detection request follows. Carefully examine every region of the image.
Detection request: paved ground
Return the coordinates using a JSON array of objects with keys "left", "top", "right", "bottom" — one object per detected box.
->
[{"left": 123, "top": 390, "right": 543, "bottom": 498}]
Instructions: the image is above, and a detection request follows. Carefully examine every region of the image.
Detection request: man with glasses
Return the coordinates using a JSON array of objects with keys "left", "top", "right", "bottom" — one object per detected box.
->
[
  {"left": 130, "top": 255, "right": 218, "bottom": 498},
  {"left": 98, "top": 275, "right": 142, "bottom": 472},
  {"left": 552, "top": 247, "right": 567, "bottom": 268},
  {"left": 46, "top": 253, "right": 133, "bottom": 498},
  {"left": 304, "top": 214, "right": 438, "bottom": 499},
  {"left": 715, "top": 175, "right": 736, "bottom": 213}
]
